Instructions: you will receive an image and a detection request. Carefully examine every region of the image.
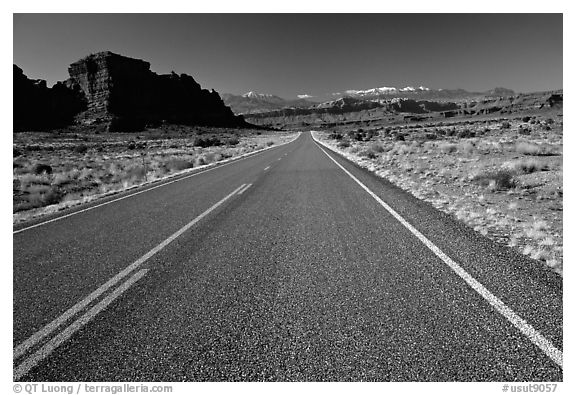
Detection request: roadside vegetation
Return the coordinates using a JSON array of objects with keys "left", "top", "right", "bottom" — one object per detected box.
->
[
  {"left": 314, "top": 113, "right": 563, "bottom": 274},
  {"left": 13, "top": 126, "right": 297, "bottom": 223}
]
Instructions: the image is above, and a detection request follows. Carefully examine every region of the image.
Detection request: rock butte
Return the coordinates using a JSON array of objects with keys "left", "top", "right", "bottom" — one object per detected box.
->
[{"left": 14, "top": 51, "right": 246, "bottom": 132}]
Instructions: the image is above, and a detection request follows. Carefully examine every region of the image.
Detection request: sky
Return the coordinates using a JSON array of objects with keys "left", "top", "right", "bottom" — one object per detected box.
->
[{"left": 13, "top": 14, "right": 563, "bottom": 101}]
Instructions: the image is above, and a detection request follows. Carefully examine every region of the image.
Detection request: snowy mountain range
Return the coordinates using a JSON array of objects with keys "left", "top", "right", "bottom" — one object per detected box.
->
[
  {"left": 221, "top": 92, "right": 315, "bottom": 115},
  {"left": 334, "top": 86, "right": 514, "bottom": 101},
  {"left": 241, "top": 91, "right": 277, "bottom": 99},
  {"left": 343, "top": 86, "right": 431, "bottom": 96},
  {"left": 222, "top": 87, "right": 515, "bottom": 115}
]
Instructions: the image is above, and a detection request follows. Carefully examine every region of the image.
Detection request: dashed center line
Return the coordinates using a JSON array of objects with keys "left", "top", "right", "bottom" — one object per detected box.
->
[
  {"left": 14, "top": 269, "right": 149, "bottom": 381},
  {"left": 264, "top": 166, "right": 270, "bottom": 171},
  {"left": 13, "top": 183, "right": 246, "bottom": 379},
  {"left": 237, "top": 183, "right": 252, "bottom": 195}
]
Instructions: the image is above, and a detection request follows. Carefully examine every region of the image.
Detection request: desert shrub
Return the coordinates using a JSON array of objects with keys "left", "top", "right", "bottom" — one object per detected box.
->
[
  {"left": 15, "top": 185, "right": 63, "bottom": 212},
  {"left": 359, "top": 149, "right": 378, "bottom": 159},
  {"left": 194, "top": 156, "right": 207, "bottom": 167},
  {"left": 19, "top": 173, "right": 51, "bottom": 186},
  {"left": 501, "top": 121, "right": 511, "bottom": 129},
  {"left": 193, "top": 136, "right": 222, "bottom": 148},
  {"left": 73, "top": 144, "right": 89, "bottom": 154},
  {"left": 42, "top": 188, "right": 63, "bottom": 206},
  {"left": 439, "top": 142, "right": 457, "bottom": 154},
  {"left": 225, "top": 136, "right": 240, "bottom": 146},
  {"left": 507, "top": 158, "right": 548, "bottom": 174},
  {"left": 545, "top": 118, "right": 555, "bottom": 125},
  {"left": 394, "top": 133, "right": 405, "bottom": 141},
  {"left": 522, "top": 116, "right": 531, "bottom": 122},
  {"left": 127, "top": 141, "right": 137, "bottom": 150},
  {"left": 457, "top": 129, "right": 475, "bottom": 138},
  {"left": 423, "top": 132, "right": 437, "bottom": 140},
  {"left": 394, "top": 143, "right": 412, "bottom": 155},
  {"left": 204, "top": 152, "right": 223, "bottom": 163},
  {"left": 13, "top": 147, "right": 22, "bottom": 157},
  {"left": 125, "top": 165, "right": 146, "bottom": 181},
  {"left": 193, "top": 137, "right": 207, "bottom": 147},
  {"left": 52, "top": 172, "right": 76, "bottom": 186},
  {"left": 365, "top": 129, "right": 379, "bottom": 140},
  {"left": 328, "top": 132, "right": 343, "bottom": 140},
  {"left": 166, "top": 159, "right": 193, "bottom": 171},
  {"left": 266, "top": 141, "right": 275, "bottom": 146},
  {"left": 347, "top": 131, "right": 363, "bottom": 141},
  {"left": 472, "top": 169, "right": 516, "bottom": 190},
  {"left": 32, "top": 163, "right": 53, "bottom": 175},
  {"left": 445, "top": 128, "right": 456, "bottom": 137},
  {"left": 459, "top": 141, "right": 475, "bottom": 154},
  {"left": 515, "top": 142, "right": 552, "bottom": 156},
  {"left": 337, "top": 140, "right": 351, "bottom": 149},
  {"left": 518, "top": 127, "right": 531, "bottom": 135},
  {"left": 368, "top": 143, "right": 385, "bottom": 153},
  {"left": 23, "top": 145, "right": 41, "bottom": 152}
]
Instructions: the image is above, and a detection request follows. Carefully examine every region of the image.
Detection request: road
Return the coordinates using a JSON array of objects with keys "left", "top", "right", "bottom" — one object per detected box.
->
[{"left": 13, "top": 131, "right": 563, "bottom": 381}]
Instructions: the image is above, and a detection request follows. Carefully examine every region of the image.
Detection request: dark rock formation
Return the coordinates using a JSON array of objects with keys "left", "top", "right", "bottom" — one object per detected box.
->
[
  {"left": 389, "top": 99, "right": 459, "bottom": 114},
  {"left": 14, "top": 51, "right": 246, "bottom": 132},
  {"left": 543, "top": 94, "right": 563, "bottom": 108},
  {"left": 13, "top": 65, "right": 86, "bottom": 131},
  {"left": 67, "top": 52, "right": 245, "bottom": 131}
]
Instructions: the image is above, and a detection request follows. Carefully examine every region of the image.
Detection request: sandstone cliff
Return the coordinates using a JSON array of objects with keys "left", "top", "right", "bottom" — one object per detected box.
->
[{"left": 14, "top": 51, "right": 246, "bottom": 132}]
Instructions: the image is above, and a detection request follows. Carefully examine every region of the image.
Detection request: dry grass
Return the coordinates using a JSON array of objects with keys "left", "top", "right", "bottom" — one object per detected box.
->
[
  {"left": 14, "top": 129, "right": 298, "bottom": 222},
  {"left": 515, "top": 141, "right": 557, "bottom": 156},
  {"left": 504, "top": 158, "right": 548, "bottom": 174},
  {"left": 314, "top": 112, "right": 563, "bottom": 274}
]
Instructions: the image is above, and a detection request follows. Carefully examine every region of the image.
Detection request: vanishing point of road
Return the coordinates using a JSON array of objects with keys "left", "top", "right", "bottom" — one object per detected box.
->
[{"left": 13, "top": 132, "right": 562, "bottom": 381}]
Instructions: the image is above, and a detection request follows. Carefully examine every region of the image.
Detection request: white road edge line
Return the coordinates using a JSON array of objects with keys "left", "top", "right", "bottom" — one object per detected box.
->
[
  {"left": 237, "top": 184, "right": 252, "bottom": 195},
  {"left": 13, "top": 183, "right": 246, "bottom": 361},
  {"left": 14, "top": 269, "right": 149, "bottom": 381},
  {"left": 312, "top": 135, "right": 563, "bottom": 369},
  {"left": 264, "top": 166, "right": 270, "bottom": 171},
  {"left": 14, "top": 133, "right": 302, "bottom": 234}
]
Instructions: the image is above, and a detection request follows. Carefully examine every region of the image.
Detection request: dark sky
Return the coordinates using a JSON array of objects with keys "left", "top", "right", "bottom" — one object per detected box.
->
[{"left": 13, "top": 14, "right": 562, "bottom": 100}]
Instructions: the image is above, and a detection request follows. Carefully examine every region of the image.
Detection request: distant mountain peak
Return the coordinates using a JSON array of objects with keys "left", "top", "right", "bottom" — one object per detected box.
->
[
  {"left": 242, "top": 91, "right": 275, "bottom": 99},
  {"left": 222, "top": 91, "right": 315, "bottom": 115},
  {"left": 334, "top": 84, "right": 513, "bottom": 101},
  {"left": 343, "top": 85, "right": 432, "bottom": 97}
]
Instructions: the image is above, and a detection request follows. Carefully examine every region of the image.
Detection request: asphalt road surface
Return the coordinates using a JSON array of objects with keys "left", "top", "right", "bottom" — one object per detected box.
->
[{"left": 13, "top": 131, "right": 563, "bottom": 381}]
